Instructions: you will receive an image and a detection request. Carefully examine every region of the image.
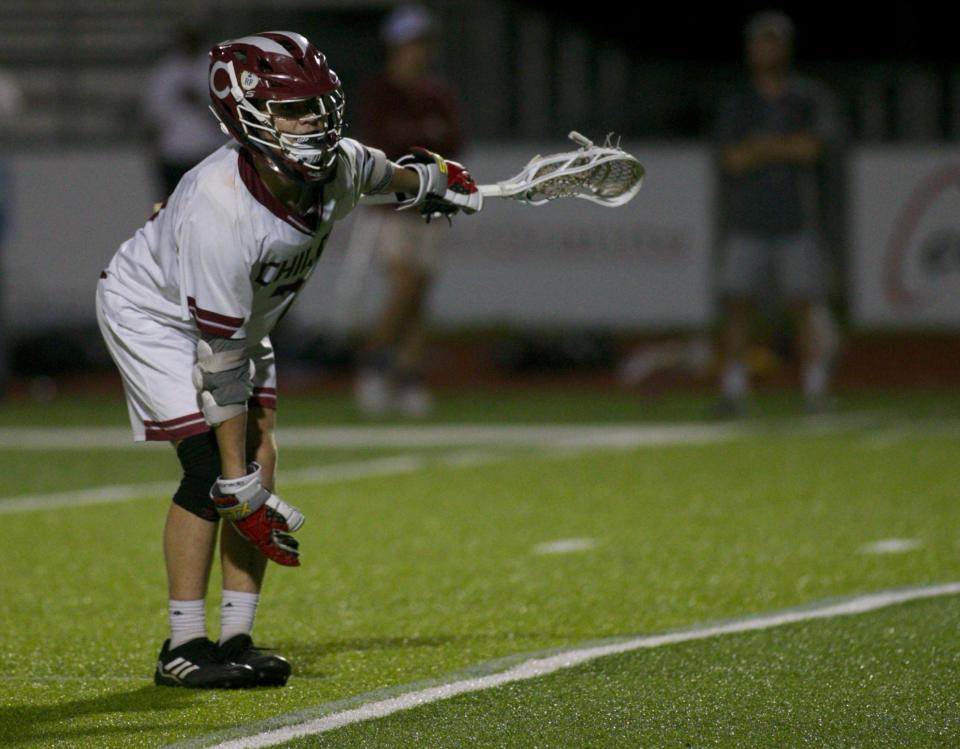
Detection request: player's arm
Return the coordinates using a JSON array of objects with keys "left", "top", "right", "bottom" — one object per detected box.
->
[
  {"left": 385, "top": 163, "right": 421, "bottom": 195},
  {"left": 192, "top": 333, "right": 304, "bottom": 566}
]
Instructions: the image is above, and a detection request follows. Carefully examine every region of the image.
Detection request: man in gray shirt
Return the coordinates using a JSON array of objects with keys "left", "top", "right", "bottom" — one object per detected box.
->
[{"left": 715, "top": 11, "right": 840, "bottom": 414}]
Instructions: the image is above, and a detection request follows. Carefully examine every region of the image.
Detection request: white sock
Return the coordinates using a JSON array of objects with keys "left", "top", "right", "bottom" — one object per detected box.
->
[
  {"left": 803, "top": 361, "right": 829, "bottom": 400},
  {"left": 169, "top": 599, "right": 206, "bottom": 649},
  {"left": 721, "top": 361, "right": 748, "bottom": 401},
  {"left": 220, "top": 590, "right": 260, "bottom": 643}
]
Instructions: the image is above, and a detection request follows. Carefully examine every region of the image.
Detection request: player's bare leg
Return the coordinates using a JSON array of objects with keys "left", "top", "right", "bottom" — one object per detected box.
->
[
  {"left": 164, "top": 503, "right": 218, "bottom": 600},
  {"left": 216, "top": 405, "right": 292, "bottom": 685},
  {"left": 716, "top": 297, "right": 753, "bottom": 416},
  {"left": 393, "top": 265, "right": 432, "bottom": 417},
  {"left": 358, "top": 259, "right": 432, "bottom": 415},
  {"left": 369, "top": 259, "right": 428, "bottom": 354},
  {"left": 156, "top": 441, "right": 255, "bottom": 688},
  {"left": 794, "top": 299, "right": 837, "bottom": 412}
]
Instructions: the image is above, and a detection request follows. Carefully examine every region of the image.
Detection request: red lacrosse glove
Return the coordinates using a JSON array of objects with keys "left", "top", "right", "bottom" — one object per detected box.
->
[
  {"left": 211, "top": 463, "right": 305, "bottom": 566},
  {"left": 396, "top": 146, "right": 483, "bottom": 218}
]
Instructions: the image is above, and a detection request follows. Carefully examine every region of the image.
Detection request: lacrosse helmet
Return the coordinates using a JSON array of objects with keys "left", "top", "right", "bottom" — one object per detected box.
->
[{"left": 209, "top": 31, "right": 344, "bottom": 182}]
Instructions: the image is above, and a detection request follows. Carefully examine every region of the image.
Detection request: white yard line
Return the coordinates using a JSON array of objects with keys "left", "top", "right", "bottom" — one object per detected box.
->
[
  {"left": 0, "top": 423, "right": 745, "bottom": 450},
  {"left": 0, "top": 423, "right": 753, "bottom": 514},
  {"left": 859, "top": 538, "right": 923, "bottom": 554},
  {"left": 0, "top": 416, "right": 884, "bottom": 515},
  {"left": 0, "top": 454, "right": 433, "bottom": 514},
  {"left": 0, "top": 412, "right": 895, "bottom": 452},
  {"left": 169, "top": 582, "right": 960, "bottom": 749},
  {"left": 533, "top": 538, "right": 597, "bottom": 555}
]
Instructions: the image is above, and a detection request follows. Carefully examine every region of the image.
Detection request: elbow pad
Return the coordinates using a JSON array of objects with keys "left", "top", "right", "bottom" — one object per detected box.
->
[
  {"left": 364, "top": 146, "right": 394, "bottom": 195},
  {"left": 191, "top": 338, "right": 254, "bottom": 426}
]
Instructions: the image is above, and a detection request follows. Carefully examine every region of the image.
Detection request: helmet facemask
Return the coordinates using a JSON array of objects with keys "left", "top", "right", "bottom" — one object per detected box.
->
[{"left": 237, "top": 91, "right": 344, "bottom": 180}]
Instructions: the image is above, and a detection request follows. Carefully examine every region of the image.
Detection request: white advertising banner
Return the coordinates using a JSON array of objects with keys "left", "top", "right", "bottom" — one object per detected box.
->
[
  {"left": 3, "top": 142, "right": 715, "bottom": 332},
  {"left": 851, "top": 147, "right": 960, "bottom": 328},
  {"left": 4, "top": 148, "right": 156, "bottom": 331},
  {"left": 291, "top": 142, "right": 716, "bottom": 331}
]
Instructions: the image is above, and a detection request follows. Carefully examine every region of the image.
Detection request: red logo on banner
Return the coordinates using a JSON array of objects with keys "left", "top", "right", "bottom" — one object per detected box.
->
[{"left": 883, "top": 165, "right": 960, "bottom": 312}]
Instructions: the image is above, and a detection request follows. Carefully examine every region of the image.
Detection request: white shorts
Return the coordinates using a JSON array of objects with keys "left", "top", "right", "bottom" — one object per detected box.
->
[
  {"left": 96, "top": 280, "right": 277, "bottom": 442},
  {"left": 718, "top": 231, "right": 828, "bottom": 301}
]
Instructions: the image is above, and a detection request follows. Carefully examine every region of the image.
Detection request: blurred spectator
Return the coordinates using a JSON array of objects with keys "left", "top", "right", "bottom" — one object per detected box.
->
[
  {"left": 142, "top": 21, "right": 226, "bottom": 199},
  {"left": 353, "top": 4, "right": 465, "bottom": 417},
  {"left": 0, "top": 69, "right": 25, "bottom": 397},
  {"left": 714, "top": 10, "right": 841, "bottom": 416}
]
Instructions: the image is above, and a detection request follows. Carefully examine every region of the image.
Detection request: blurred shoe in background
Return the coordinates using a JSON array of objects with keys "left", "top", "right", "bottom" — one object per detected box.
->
[{"left": 355, "top": 366, "right": 395, "bottom": 417}]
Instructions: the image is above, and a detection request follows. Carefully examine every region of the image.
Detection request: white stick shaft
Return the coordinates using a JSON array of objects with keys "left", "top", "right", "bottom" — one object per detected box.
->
[{"left": 362, "top": 184, "right": 504, "bottom": 206}]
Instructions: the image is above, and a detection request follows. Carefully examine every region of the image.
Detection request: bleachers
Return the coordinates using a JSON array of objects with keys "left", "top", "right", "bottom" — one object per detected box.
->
[
  {"left": 1, "top": 1, "right": 957, "bottom": 146},
  {"left": 0, "top": 1, "right": 181, "bottom": 143}
]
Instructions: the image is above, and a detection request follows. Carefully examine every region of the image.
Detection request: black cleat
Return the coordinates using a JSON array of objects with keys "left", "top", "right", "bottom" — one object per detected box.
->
[
  {"left": 219, "top": 634, "right": 292, "bottom": 687},
  {"left": 154, "top": 637, "right": 255, "bottom": 689}
]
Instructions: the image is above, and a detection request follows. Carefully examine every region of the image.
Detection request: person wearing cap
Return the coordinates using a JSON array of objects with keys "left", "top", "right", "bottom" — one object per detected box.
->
[
  {"left": 713, "top": 10, "right": 841, "bottom": 416},
  {"left": 353, "top": 4, "right": 465, "bottom": 417}
]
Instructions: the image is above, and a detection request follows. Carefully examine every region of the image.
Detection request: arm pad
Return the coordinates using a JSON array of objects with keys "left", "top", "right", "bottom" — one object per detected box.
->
[
  {"left": 191, "top": 337, "right": 254, "bottom": 426},
  {"left": 363, "top": 146, "right": 395, "bottom": 195}
]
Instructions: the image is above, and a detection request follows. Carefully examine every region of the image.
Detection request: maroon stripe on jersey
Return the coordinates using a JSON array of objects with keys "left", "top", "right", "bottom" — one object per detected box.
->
[
  {"left": 186, "top": 297, "right": 244, "bottom": 327},
  {"left": 186, "top": 297, "right": 244, "bottom": 336},
  {"left": 237, "top": 147, "right": 318, "bottom": 235}
]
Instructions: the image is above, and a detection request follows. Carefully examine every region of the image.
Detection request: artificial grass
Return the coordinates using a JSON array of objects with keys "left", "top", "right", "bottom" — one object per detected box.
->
[
  {"left": 314, "top": 595, "right": 960, "bottom": 748},
  {"left": 0, "top": 422, "right": 957, "bottom": 746}
]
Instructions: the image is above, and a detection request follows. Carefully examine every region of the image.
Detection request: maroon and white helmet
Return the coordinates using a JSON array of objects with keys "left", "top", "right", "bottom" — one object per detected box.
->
[{"left": 209, "top": 31, "right": 344, "bottom": 181}]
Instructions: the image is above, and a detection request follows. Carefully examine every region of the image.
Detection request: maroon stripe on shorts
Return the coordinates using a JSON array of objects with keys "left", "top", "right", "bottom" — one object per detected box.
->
[
  {"left": 143, "top": 412, "right": 210, "bottom": 441},
  {"left": 250, "top": 387, "right": 278, "bottom": 409},
  {"left": 144, "top": 412, "right": 206, "bottom": 428}
]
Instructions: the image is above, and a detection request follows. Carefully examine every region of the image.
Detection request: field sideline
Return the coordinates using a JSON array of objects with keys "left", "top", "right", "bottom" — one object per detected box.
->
[{"left": 1, "top": 390, "right": 958, "bottom": 747}]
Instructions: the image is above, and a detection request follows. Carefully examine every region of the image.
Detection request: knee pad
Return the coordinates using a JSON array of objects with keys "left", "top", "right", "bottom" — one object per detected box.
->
[{"left": 173, "top": 431, "right": 221, "bottom": 522}]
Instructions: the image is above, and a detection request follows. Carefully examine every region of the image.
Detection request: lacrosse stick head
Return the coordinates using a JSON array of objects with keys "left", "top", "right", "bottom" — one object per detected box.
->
[{"left": 507, "top": 132, "right": 645, "bottom": 207}]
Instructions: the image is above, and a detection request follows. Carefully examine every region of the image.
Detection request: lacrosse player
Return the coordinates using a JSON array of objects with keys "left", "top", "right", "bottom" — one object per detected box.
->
[{"left": 96, "top": 31, "right": 479, "bottom": 688}]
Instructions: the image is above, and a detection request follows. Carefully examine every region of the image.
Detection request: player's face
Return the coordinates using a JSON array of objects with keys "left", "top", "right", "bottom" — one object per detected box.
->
[{"left": 269, "top": 99, "right": 326, "bottom": 135}]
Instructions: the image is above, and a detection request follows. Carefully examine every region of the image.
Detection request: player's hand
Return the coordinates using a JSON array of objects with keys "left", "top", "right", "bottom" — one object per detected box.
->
[
  {"left": 211, "top": 463, "right": 305, "bottom": 567},
  {"left": 396, "top": 147, "right": 482, "bottom": 218}
]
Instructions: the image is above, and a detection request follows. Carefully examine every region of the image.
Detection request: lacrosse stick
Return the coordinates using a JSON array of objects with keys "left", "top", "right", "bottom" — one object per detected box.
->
[{"left": 362, "top": 131, "right": 644, "bottom": 210}]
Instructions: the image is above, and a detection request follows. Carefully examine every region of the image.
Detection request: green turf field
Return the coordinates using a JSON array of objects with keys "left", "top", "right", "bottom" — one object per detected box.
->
[{"left": 0, "top": 389, "right": 958, "bottom": 747}]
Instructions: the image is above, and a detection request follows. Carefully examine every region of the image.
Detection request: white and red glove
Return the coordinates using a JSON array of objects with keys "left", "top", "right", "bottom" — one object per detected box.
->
[
  {"left": 396, "top": 147, "right": 482, "bottom": 218},
  {"left": 211, "top": 463, "right": 305, "bottom": 566}
]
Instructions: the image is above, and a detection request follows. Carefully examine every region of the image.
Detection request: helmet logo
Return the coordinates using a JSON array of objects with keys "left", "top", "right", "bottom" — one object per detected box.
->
[
  {"left": 210, "top": 61, "right": 234, "bottom": 99},
  {"left": 241, "top": 71, "right": 260, "bottom": 90}
]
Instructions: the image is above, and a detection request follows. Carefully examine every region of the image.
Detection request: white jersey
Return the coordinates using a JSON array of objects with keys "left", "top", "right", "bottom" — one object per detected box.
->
[
  {"left": 97, "top": 138, "right": 390, "bottom": 441},
  {"left": 101, "top": 138, "right": 390, "bottom": 343}
]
